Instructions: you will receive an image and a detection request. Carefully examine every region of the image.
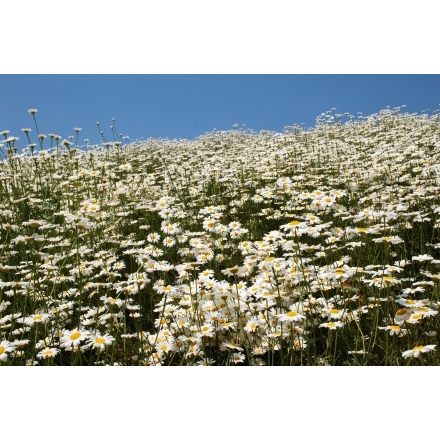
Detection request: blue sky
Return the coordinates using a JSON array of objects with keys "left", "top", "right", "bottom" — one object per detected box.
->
[{"left": 1, "top": 75, "right": 439, "bottom": 147}]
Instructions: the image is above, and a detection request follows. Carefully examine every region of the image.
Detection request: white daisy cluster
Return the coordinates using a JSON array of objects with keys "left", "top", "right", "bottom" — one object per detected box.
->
[{"left": 0, "top": 106, "right": 439, "bottom": 365}]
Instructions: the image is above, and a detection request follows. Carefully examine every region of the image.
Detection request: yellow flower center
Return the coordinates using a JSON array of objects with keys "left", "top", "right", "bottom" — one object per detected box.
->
[
  {"left": 95, "top": 337, "right": 105, "bottom": 344},
  {"left": 396, "top": 308, "right": 408, "bottom": 316},
  {"left": 33, "top": 315, "right": 43, "bottom": 321},
  {"left": 70, "top": 332, "right": 82, "bottom": 340},
  {"left": 330, "top": 308, "right": 339, "bottom": 314},
  {"left": 0, "top": 347, "right": 5, "bottom": 355},
  {"left": 413, "top": 345, "right": 424, "bottom": 351},
  {"left": 390, "top": 325, "right": 401, "bottom": 331},
  {"left": 286, "top": 311, "right": 297, "bottom": 317}
]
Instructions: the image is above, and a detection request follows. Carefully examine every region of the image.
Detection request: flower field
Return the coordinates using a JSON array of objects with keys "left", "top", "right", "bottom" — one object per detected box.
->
[{"left": 1, "top": 107, "right": 440, "bottom": 365}]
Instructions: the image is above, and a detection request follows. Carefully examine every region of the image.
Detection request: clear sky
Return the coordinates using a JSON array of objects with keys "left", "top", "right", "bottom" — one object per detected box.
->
[{"left": 1, "top": 75, "right": 439, "bottom": 148}]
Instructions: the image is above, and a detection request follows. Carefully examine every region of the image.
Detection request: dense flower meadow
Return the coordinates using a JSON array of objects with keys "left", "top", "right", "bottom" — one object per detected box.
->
[{"left": 1, "top": 107, "right": 440, "bottom": 365}]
